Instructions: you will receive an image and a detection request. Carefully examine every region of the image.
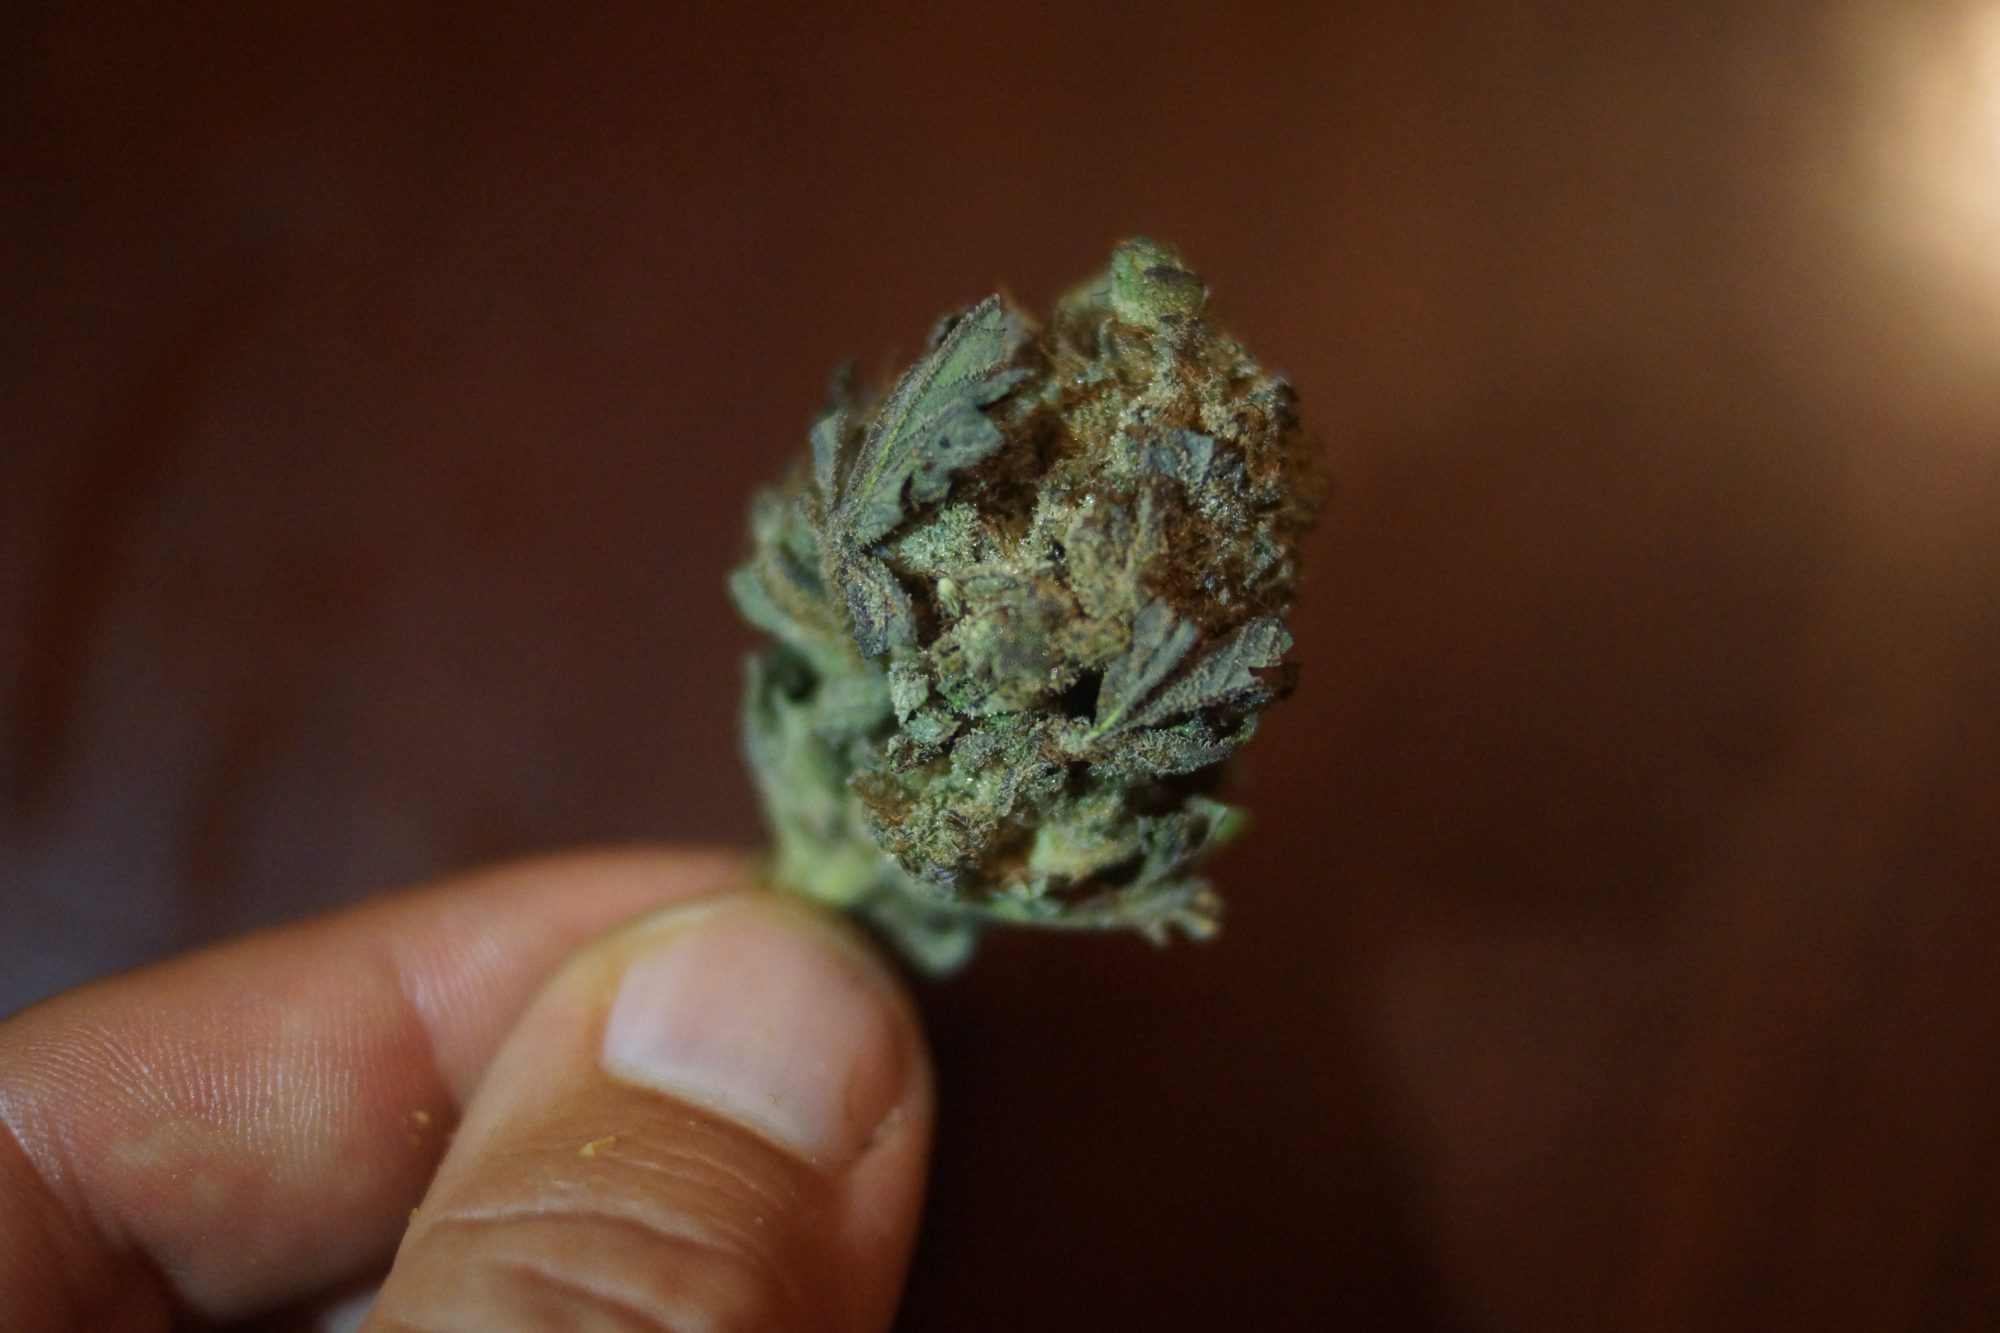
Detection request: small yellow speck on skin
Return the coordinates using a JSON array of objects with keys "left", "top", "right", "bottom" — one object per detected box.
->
[
  {"left": 580, "top": 1135, "right": 618, "bottom": 1158},
  {"left": 411, "top": 1109, "right": 431, "bottom": 1126}
]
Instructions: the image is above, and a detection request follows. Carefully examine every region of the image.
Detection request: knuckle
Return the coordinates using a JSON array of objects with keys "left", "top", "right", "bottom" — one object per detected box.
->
[{"left": 382, "top": 1121, "right": 832, "bottom": 1333}]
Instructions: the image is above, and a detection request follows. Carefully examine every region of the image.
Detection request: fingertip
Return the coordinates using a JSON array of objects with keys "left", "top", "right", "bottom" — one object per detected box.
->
[
  {"left": 601, "top": 894, "right": 926, "bottom": 1166},
  {"left": 372, "top": 889, "right": 935, "bottom": 1332}
]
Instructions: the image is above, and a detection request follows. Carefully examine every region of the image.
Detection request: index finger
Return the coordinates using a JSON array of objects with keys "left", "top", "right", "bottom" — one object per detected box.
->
[{"left": 0, "top": 846, "right": 750, "bottom": 1329}]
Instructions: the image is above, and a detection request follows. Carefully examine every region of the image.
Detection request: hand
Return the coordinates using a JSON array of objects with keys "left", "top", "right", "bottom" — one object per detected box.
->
[{"left": 0, "top": 849, "right": 934, "bottom": 1331}]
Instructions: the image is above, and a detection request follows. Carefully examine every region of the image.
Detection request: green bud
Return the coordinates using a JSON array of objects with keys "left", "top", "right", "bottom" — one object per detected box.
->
[
  {"left": 731, "top": 240, "right": 1324, "bottom": 971},
  {"left": 1108, "top": 236, "right": 1208, "bottom": 328}
]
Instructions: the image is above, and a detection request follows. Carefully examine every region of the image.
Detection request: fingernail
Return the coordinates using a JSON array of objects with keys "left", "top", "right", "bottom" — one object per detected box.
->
[{"left": 600, "top": 901, "right": 913, "bottom": 1165}]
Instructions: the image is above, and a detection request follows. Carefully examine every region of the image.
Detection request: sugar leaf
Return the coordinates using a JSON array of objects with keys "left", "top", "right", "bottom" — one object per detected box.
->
[
  {"left": 831, "top": 296, "right": 1028, "bottom": 548},
  {"left": 810, "top": 409, "right": 850, "bottom": 503},
  {"left": 1093, "top": 716, "right": 1250, "bottom": 779},
  {"left": 1092, "top": 597, "right": 1198, "bottom": 735},
  {"left": 1131, "top": 617, "right": 1291, "bottom": 729},
  {"left": 838, "top": 552, "right": 918, "bottom": 659}
]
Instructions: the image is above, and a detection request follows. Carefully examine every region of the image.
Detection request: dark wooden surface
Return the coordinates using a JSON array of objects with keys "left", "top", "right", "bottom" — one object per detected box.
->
[{"left": 6, "top": 3, "right": 2000, "bottom": 1328}]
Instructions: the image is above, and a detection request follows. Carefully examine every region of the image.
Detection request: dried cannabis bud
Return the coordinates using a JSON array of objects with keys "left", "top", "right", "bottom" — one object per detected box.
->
[{"left": 731, "top": 239, "right": 1323, "bottom": 971}]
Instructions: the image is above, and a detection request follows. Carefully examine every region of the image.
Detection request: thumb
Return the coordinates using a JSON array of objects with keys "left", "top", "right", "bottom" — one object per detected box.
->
[{"left": 365, "top": 889, "right": 934, "bottom": 1332}]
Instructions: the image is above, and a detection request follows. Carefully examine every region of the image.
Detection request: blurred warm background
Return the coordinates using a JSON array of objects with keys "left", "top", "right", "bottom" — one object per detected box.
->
[{"left": 6, "top": 3, "right": 2000, "bottom": 1328}]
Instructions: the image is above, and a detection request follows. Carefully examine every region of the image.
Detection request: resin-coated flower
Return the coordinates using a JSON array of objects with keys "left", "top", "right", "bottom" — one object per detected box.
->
[{"left": 732, "top": 240, "right": 1324, "bottom": 970}]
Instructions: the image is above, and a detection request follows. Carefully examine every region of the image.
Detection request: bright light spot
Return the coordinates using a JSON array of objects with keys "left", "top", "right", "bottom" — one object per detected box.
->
[
  {"left": 1823, "top": 1, "right": 2000, "bottom": 398},
  {"left": 1969, "top": 7, "right": 2000, "bottom": 188},
  {"left": 1863, "top": 4, "right": 2000, "bottom": 290},
  {"left": 1983, "top": 9, "right": 2000, "bottom": 172}
]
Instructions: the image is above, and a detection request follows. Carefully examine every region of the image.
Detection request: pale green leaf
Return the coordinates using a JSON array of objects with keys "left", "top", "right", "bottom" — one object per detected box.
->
[
  {"left": 837, "top": 552, "right": 917, "bottom": 659},
  {"left": 1132, "top": 616, "right": 1291, "bottom": 729},
  {"left": 1092, "top": 597, "right": 1198, "bottom": 735},
  {"left": 832, "top": 296, "right": 1028, "bottom": 547}
]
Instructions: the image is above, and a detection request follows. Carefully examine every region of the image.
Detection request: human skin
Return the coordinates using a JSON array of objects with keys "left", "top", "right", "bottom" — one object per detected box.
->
[{"left": 0, "top": 848, "right": 934, "bottom": 1331}]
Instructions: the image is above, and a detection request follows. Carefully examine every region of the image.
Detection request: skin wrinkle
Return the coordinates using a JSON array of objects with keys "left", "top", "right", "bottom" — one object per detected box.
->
[
  {"left": 163, "top": 988, "right": 395, "bottom": 1273},
  {"left": 0, "top": 1092, "right": 89, "bottom": 1331},
  {"left": 0, "top": 856, "right": 909, "bottom": 1329},
  {"left": 363, "top": 1312, "right": 459, "bottom": 1333},
  {"left": 6, "top": 1021, "right": 168, "bottom": 1249},
  {"left": 5, "top": 931, "right": 522, "bottom": 1324},
  {"left": 0, "top": 1060, "right": 167, "bottom": 1332},
  {"left": 580, "top": 1144, "right": 807, "bottom": 1277},
  {"left": 428, "top": 1200, "right": 750, "bottom": 1264},
  {"left": 488, "top": 1255, "right": 697, "bottom": 1333},
  {"left": 371, "top": 927, "right": 473, "bottom": 1132},
  {"left": 451, "top": 1125, "right": 814, "bottom": 1310},
  {"left": 387, "top": 1062, "right": 843, "bottom": 1331},
  {"left": 388, "top": 916, "right": 505, "bottom": 1097},
  {"left": 571, "top": 1135, "right": 809, "bottom": 1235},
  {"left": 41, "top": 990, "right": 322, "bottom": 1198},
  {"left": 0, "top": 906, "right": 478, "bottom": 1322},
  {"left": 466, "top": 1167, "right": 790, "bottom": 1291},
  {"left": 44, "top": 1030, "right": 237, "bottom": 1301},
  {"left": 407, "top": 1176, "right": 813, "bottom": 1332}
]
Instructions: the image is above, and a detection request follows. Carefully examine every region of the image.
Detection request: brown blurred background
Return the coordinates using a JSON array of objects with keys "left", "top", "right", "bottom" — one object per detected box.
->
[{"left": 6, "top": 3, "right": 2000, "bottom": 1328}]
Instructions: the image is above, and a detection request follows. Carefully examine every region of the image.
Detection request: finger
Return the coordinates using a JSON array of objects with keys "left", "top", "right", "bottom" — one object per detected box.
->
[
  {"left": 0, "top": 847, "right": 748, "bottom": 1330},
  {"left": 366, "top": 892, "right": 933, "bottom": 1333}
]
